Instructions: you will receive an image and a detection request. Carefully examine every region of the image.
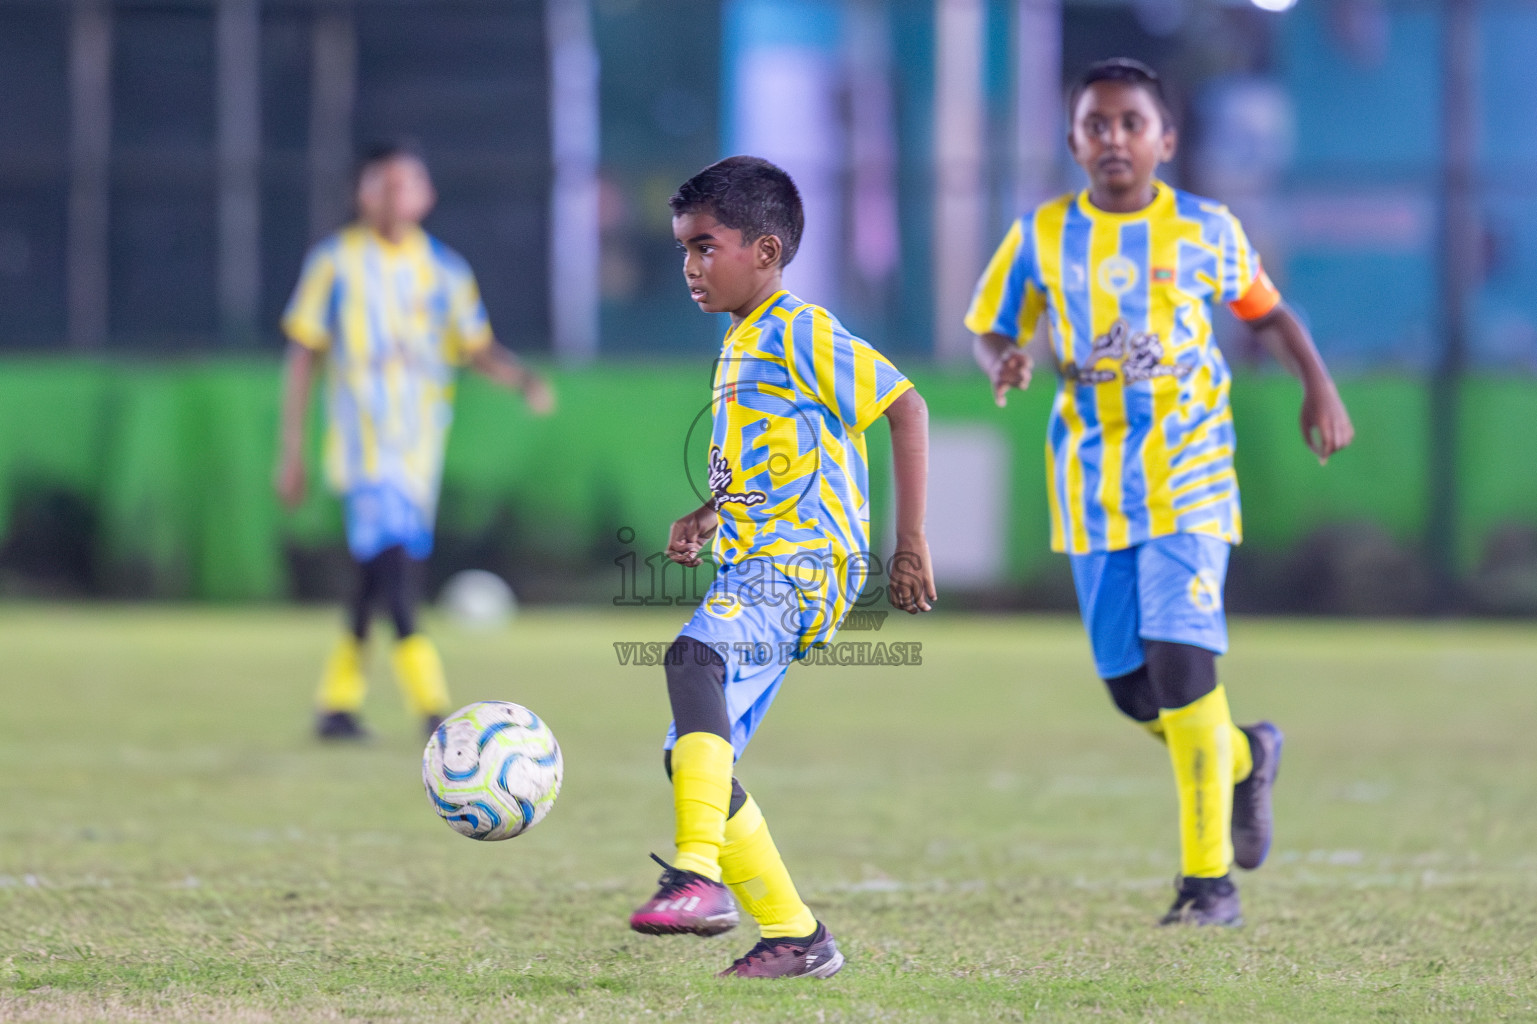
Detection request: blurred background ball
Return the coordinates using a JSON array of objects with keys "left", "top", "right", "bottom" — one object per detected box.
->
[
  {"left": 422, "top": 701, "right": 562, "bottom": 841},
  {"left": 439, "top": 569, "right": 517, "bottom": 629}
]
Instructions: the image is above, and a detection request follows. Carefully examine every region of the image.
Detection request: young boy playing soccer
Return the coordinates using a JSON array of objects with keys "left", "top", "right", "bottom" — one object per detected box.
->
[
  {"left": 276, "top": 142, "right": 553, "bottom": 742},
  {"left": 628, "top": 156, "right": 936, "bottom": 977},
  {"left": 967, "top": 60, "right": 1354, "bottom": 925}
]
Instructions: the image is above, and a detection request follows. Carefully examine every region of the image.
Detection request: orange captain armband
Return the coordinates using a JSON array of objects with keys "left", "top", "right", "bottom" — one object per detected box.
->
[{"left": 1228, "top": 267, "right": 1282, "bottom": 321}]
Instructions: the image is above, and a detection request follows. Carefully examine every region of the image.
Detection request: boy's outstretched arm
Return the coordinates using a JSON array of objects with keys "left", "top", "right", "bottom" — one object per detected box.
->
[
  {"left": 275, "top": 341, "right": 319, "bottom": 509},
  {"left": 468, "top": 342, "right": 557, "bottom": 416},
  {"left": 1245, "top": 303, "right": 1354, "bottom": 464},
  {"left": 973, "top": 332, "right": 1034, "bottom": 408},
  {"left": 884, "top": 388, "right": 936, "bottom": 614}
]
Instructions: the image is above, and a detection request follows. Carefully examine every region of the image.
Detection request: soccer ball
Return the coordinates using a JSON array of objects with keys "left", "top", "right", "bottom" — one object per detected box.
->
[{"left": 422, "top": 701, "right": 562, "bottom": 840}]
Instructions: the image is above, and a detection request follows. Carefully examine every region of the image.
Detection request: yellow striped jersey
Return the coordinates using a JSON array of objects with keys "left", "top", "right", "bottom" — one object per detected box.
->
[
  {"left": 708, "top": 290, "right": 913, "bottom": 647},
  {"left": 282, "top": 223, "right": 493, "bottom": 515},
  {"left": 965, "top": 182, "right": 1281, "bottom": 554}
]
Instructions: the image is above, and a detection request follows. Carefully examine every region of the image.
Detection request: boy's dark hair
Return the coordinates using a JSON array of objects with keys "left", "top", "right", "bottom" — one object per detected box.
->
[
  {"left": 668, "top": 156, "right": 804, "bottom": 267},
  {"left": 1067, "top": 58, "right": 1175, "bottom": 129},
  {"left": 356, "top": 139, "right": 427, "bottom": 183}
]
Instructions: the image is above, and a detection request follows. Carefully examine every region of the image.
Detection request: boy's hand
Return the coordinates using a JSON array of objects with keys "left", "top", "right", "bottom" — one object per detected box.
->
[
  {"left": 667, "top": 504, "right": 719, "bottom": 566},
  {"left": 522, "top": 371, "right": 556, "bottom": 417},
  {"left": 887, "top": 532, "right": 937, "bottom": 614},
  {"left": 1300, "top": 379, "right": 1354, "bottom": 465},
  {"left": 987, "top": 344, "right": 1033, "bottom": 407},
  {"left": 1247, "top": 303, "right": 1352, "bottom": 465},
  {"left": 275, "top": 452, "right": 306, "bottom": 509}
]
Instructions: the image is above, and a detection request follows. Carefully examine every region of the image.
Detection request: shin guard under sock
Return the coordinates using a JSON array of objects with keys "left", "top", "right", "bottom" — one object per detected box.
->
[
  {"left": 1159, "top": 685, "right": 1238, "bottom": 878},
  {"left": 670, "top": 732, "right": 734, "bottom": 881},
  {"left": 1141, "top": 718, "right": 1253, "bottom": 782},
  {"left": 318, "top": 636, "right": 366, "bottom": 712},
  {"left": 391, "top": 635, "right": 451, "bottom": 717},
  {"left": 720, "top": 793, "right": 817, "bottom": 939}
]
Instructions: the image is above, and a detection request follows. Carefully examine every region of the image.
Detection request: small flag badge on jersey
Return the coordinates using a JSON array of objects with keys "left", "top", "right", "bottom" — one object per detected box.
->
[
  {"left": 724, "top": 383, "right": 738, "bottom": 403},
  {"left": 1153, "top": 267, "right": 1174, "bottom": 282}
]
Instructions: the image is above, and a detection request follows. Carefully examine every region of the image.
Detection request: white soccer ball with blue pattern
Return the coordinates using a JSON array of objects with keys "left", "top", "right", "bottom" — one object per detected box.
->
[{"left": 422, "top": 701, "right": 562, "bottom": 841}]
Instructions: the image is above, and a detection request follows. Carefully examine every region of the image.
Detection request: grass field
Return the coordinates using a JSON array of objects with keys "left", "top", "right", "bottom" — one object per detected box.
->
[{"left": 1, "top": 606, "right": 1535, "bottom": 1022}]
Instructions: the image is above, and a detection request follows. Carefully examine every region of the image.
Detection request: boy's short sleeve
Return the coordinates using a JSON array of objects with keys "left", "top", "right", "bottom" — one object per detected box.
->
[
  {"left": 964, "top": 217, "right": 1046, "bottom": 342},
  {"left": 789, "top": 307, "right": 913, "bottom": 435},
  {"left": 442, "top": 261, "right": 494, "bottom": 363},
  {"left": 1219, "top": 209, "right": 1282, "bottom": 321},
  {"left": 281, "top": 245, "right": 337, "bottom": 351}
]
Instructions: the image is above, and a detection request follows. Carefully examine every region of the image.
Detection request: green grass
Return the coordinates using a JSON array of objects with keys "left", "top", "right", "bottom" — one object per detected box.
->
[{"left": 1, "top": 607, "right": 1535, "bottom": 1022}]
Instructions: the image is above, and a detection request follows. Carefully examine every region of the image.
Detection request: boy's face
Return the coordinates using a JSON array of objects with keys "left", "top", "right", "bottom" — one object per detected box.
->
[
  {"left": 356, "top": 155, "right": 436, "bottom": 232},
  {"left": 672, "top": 210, "right": 780, "bottom": 315},
  {"left": 1068, "top": 81, "right": 1176, "bottom": 196}
]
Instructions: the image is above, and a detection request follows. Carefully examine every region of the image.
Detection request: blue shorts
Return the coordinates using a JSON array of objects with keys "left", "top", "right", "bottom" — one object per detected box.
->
[
  {"left": 1069, "top": 533, "right": 1230, "bottom": 679},
  {"left": 344, "top": 483, "right": 435, "bottom": 562},
  {"left": 666, "top": 561, "right": 818, "bottom": 759}
]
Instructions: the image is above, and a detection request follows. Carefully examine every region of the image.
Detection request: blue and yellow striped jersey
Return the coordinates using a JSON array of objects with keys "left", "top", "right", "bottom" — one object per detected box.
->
[
  {"left": 965, "top": 183, "right": 1280, "bottom": 554},
  {"left": 282, "top": 223, "right": 493, "bottom": 515},
  {"left": 707, "top": 290, "right": 912, "bottom": 647}
]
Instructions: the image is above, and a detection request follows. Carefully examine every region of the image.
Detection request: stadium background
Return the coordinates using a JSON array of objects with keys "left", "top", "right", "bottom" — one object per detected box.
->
[{"left": 0, "top": 0, "right": 1533, "bottom": 616}]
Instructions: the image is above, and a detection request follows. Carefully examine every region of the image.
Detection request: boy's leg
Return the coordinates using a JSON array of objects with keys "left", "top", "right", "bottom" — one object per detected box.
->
[
  {"left": 348, "top": 552, "right": 384, "bottom": 642},
  {"left": 378, "top": 546, "right": 451, "bottom": 727},
  {"left": 1103, "top": 665, "right": 1163, "bottom": 740},
  {"left": 648, "top": 744, "right": 817, "bottom": 941},
  {"left": 665, "top": 638, "right": 735, "bottom": 880},
  {"left": 1149, "top": 640, "right": 1243, "bottom": 926},
  {"left": 715, "top": 788, "right": 843, "bottom": 979},
  {"left": 1107, "top": 661, "right": 1251, "bottom": 780},
  {"left": 1071, "top": 546, "right": 1174, "bottom": 743},
  {"left": 719, "top": 790, "right": 816, "bottom": 940},
  {"left": 319, "top": 484, "right": 404, "bottom": 735},
  {"left": 1081, "top": 547, "right": 1249, "bottom": 770},
  {"left": 1146, "top": 639, "right": 1235, "bottom": 879},
  {"left": 630, "top": 636, "right": 740, "bottom": 936},
  {"left": 1136, "top": 536, "right": 1251, "bottom": 924},
  {"left": 349, "top": 486, "right": 452, "bottom": 734},
  {"left": 315, "top": 555, "right": 375, "bottom": 739},
  {"left": 710, "top": 579, "right": 846, "bottom": 978}
]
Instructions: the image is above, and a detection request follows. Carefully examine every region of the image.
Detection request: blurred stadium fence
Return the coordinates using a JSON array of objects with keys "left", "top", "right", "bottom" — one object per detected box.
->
[{"left": 1, "top": 361, "right": 1534, "bottom": 614}]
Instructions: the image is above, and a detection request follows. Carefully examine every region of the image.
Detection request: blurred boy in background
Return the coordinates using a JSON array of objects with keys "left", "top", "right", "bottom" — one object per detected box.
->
[
  {"left": 969, "top": 60, "right": 1353, "bottom": 925},
  {"left": 276, "top": 142, "right": 553, "bottom": 741}
]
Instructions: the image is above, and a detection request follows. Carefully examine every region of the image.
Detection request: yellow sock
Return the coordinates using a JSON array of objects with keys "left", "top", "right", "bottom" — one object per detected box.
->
[
  {"left": 317, "top": 636, "right": 366, "bottom": 712},
  {"left": 391, "top": 635, "right": 451, "bottom": 717},
  {"left": 1141, "top": 717, "right": 1252, "bottom": 782},
  {"left": 1159, "top": 685, "right": 1237, "bottom": 878},
  {"left": 1231, "top": 722, "right": 1253, "bottom": 782},
  {"left": 670, "top": 732, "right": 734, "bottom": 881},
  {"left": 720, "top": 794, "right": 817, "bottom": 939}
]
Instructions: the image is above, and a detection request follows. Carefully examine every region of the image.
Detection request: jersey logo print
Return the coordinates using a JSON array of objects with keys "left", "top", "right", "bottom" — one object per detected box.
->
[
  {"left": 708, "top": 445, "right": 768, "bottom": 510},
  {"left": 1063, "top": 319, "right": 1195, "bottom": 386},
  {"left": 1097, "top": 255, "right": 1139, "bottom": 296}
]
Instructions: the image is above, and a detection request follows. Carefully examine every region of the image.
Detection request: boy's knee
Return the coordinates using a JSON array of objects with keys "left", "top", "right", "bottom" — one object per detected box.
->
[
  {"left": 1144, "top": 640, "right": 1217, "bottom": 710},
  {"left": 661, "top": 749, "right": 748, "bottom": 817},
  {"left": 1103, "top": 666, "right": 1159, "bottom": 722}
]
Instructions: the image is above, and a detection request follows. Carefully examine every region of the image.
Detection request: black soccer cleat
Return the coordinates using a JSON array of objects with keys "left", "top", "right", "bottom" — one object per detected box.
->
[
  {"left": 1159, "top": 874, "right": 1243, "bottom": 927},
  {"left": 718, "top": 922, "right": 845, "bottom": 979},
  {"left": 315, "top": 710, "right": 371, "bottom": 741},
  {"left": 1232, "top": 721, "right": 1284, "bottom": 870}
]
